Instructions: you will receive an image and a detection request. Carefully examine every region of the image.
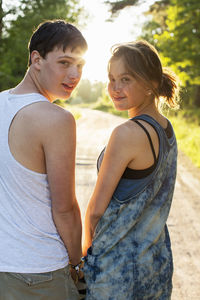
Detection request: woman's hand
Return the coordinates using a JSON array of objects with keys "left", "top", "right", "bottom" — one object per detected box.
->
[{"left": 70, "top": 261, "right": 86, "bottom": 299}]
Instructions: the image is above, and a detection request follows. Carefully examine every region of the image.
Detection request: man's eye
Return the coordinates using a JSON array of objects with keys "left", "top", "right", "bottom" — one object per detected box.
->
[
  {"left": 60, "top": 61, "right": 70, "bottom": 66},
  {"left": 77, "top": 64, "right": 84, "bottom": 69}
]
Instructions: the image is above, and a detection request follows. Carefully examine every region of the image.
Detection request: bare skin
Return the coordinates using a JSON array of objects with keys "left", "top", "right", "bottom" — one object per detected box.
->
[{"left": 9, "top": 46, "right": 86, "bottom": 266}]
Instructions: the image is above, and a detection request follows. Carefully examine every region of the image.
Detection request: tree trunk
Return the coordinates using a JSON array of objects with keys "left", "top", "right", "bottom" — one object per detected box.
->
[{"left": 194, "top": 85, "right": 200, "bottom": 107}]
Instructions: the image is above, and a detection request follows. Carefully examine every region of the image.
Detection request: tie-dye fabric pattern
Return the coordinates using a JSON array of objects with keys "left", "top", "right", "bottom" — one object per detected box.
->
[{"left": 83, "top": 115, "right": 177, "bottom": 300}]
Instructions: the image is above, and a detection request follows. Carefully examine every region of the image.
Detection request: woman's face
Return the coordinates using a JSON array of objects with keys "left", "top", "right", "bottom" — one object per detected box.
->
[{"left": 108, "top": 57, "right": 151, "bottom": 113}]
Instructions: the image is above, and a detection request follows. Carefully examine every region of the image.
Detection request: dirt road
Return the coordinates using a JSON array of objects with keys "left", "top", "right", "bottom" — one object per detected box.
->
[{"left": 75, "top": 108, "right": 200, "bottom": 300}]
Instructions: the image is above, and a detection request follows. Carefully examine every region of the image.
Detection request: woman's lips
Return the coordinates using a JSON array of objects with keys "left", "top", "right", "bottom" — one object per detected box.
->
[{"left": 113, "top": 96, "right": 125, "bottom": 101}]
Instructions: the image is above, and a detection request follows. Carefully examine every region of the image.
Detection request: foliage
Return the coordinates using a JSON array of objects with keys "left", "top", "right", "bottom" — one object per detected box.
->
[
  {"left": 92, "top": 89, "right": 128, "bottom": 118},
  {"left": 0, "top": 0, "right": 16, "bottom": 38},
  {"left": 105, "top": 0, "right": 200, "bottom": 107},
  {"left": 0, "top": 0, "right": 84, "bottom": 91},
  {"left": 70, "top": 79, "right": 106, "bottom": 104},
  {"left": 104, "top": 0, "right": 139, "bottom": 16},
  {"left": 0, "top": 0, "right": 16, "bottom": 79},
  {"left": 141, "top": 0, "right": 200, "bottom": 107},
  {"left": 141, "top": 0, "right": 170, "bottom": 44},
  {"left": 154, "top": 0, "right": 200, "bottom": 87},
  {"left": 168, "top": 109, "right": 200, "bottom": 168}
]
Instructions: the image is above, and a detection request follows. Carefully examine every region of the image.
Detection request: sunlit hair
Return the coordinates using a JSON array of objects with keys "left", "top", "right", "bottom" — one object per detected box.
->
[
  {"left": 108, "top": 40, "right": 180, "bottom": 109},
  {"left": 28, "top": 19, "right": 88, "bottom": 66}
]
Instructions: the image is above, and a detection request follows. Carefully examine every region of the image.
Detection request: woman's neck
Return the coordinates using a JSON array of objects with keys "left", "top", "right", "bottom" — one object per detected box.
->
[
  {"left": 128, "top": 102, "right": 158, "bottom": 119},
  {"left": 128, "top": 102, "right": 168, "bottom": 129}
]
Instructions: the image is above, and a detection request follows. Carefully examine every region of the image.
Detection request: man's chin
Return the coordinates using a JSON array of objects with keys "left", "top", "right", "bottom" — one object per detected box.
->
[
  {"left": 63, "top": 91, "right": 73, "bottom": 100},
  {"left": 57, "top": 93, "right": 72, "bottom": 102}
]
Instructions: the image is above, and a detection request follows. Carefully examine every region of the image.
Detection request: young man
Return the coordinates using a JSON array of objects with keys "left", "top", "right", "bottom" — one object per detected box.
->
[{"left": 0, "top": 20, "right": 87, "bottom": 300}]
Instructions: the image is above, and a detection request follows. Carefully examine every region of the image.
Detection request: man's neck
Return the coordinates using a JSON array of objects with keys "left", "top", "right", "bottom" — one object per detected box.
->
[
  {"left": 10, "top": 70, "right": 39, "bottom": 95},
  {"left": 10, "top": 69, "right": 51, "bottom": 102}
]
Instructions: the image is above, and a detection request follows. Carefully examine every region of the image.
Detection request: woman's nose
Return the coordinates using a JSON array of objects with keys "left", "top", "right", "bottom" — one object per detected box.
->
[{"left": 113, "top": 81, "right": 122, "bottom": 92}]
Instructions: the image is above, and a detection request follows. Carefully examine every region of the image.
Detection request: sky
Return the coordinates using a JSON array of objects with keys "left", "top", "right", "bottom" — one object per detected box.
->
[{"left": 79, "top": 0, "right": 156, "bottom": 82}]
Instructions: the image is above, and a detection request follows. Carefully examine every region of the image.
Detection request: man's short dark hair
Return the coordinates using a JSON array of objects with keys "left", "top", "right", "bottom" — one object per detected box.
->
[{"left": 28, "top": 20, "right": 88, "bottom": 66}]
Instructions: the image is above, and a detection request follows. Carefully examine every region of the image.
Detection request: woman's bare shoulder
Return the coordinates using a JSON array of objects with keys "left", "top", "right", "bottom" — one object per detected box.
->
[
  {"left": 111, "top": 119, "right": 144, "bottom": 143},
  {"left": 106, "top": 120, "right": 143, "bottom": 159}
]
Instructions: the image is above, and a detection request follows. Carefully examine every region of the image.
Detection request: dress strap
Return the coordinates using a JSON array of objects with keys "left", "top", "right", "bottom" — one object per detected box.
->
[{"left": 133, "top": 120, "right": 157, "bottom": 164}]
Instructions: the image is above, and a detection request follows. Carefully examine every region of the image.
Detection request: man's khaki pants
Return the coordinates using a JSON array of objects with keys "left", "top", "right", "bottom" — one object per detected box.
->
[{"left": 0, "top": 265, "right": 80, "bottom": 300}]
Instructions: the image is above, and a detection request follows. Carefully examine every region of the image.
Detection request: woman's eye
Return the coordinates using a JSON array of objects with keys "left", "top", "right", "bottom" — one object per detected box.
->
[
  {"left": 109, "top": 77, "right": 115, "bottom": 83},
  {"left": 121, "top": 77, "right": 130, "bottom": 83}
]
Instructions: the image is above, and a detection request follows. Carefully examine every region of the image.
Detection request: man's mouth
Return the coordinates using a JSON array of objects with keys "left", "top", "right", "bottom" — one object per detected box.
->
[{"left": 62, "top": 83, "right": 75, "bottom": 91}]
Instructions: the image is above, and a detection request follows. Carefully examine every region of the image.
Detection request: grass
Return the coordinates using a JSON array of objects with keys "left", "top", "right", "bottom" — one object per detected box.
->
[
  {"left": 167, "top": 109, "right": 200, "bottom": 168},
  {"left": 91, "top": 100, "right": 128, "bottom": 118}
]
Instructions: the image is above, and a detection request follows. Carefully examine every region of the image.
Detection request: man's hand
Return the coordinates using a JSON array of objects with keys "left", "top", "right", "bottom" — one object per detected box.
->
[{"left": 69, "top": 261, "right": 86, "bottom": 298}]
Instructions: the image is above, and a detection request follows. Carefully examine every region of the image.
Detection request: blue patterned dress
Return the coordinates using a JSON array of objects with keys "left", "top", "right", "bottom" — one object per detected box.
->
[{"left": 83, "top": 114, "right": 177, "bottom": 300}]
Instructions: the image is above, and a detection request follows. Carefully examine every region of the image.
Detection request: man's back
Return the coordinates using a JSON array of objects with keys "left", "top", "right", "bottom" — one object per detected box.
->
[
  {"left": 0, "top": 19, "right": 87, "bottom": 300},
  {"left": 0, "top": 90, "right": 69, "bottom": 272}
]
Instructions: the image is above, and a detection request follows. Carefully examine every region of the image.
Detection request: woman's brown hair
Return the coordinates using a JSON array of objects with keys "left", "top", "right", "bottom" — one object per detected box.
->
[{"left": 109, "top": 40, "right": 180, "bottom": 109}]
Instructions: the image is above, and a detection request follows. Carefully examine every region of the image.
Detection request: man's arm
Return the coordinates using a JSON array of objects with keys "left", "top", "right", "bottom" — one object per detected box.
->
[{"left": 42, "top": 105, "right": 81, "bottom": 265}]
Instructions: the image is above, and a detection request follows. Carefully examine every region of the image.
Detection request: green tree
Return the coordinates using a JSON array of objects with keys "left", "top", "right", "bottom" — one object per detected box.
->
[
  {"left": 105, "top": 0, "right": 200, "bottom": 107},
  {"left": 0, "top": 0, "right": 3, "bottom": 42},
  {"left": 0, "top": 0, "right": 84, "bottom": 91},
  {"left": 0, "top": 0, "right": 16, "bottom": 77},
  {"left": 73, "top": 79, "right": 105, "bottom": 104},
  {"left": 104, "top": 0, "right": 139, "bottom": 15},
  {"left": 76, "top": 79, "right": 93, "bottom": 102},
  {"left": 141, "top": 0, "right": 170, "bottom": 44},
  {"left": 0, "top": 0, "right": 16, "bottom": 41},
  {"left": 153, "top": 0, "right": 200, "bottom": 106}
]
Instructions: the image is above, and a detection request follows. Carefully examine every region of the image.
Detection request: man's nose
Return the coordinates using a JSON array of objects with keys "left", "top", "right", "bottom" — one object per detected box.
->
[{"left": 68, "top": 66, "right": 81, "bottom": 80}]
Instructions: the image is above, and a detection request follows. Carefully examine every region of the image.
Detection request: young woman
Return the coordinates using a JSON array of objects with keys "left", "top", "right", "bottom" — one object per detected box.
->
[{"left": 83, "top": 40, "right": 180, "bottom": 299}]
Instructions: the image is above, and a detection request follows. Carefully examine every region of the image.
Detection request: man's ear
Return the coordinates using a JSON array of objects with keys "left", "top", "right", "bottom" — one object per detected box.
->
[{"left": 30, "top": 50, "right": 42, "bottom": 70}]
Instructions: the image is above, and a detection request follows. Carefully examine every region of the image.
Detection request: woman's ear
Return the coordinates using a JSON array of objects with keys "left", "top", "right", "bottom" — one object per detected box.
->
[{"left": 30, "top": 50, "right": 42, "bottom": 70}]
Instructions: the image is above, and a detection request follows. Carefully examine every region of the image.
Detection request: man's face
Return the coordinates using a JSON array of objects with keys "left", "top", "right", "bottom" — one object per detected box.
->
[{"left": 37, "top": 46, "right": 85, "bottom": 101}]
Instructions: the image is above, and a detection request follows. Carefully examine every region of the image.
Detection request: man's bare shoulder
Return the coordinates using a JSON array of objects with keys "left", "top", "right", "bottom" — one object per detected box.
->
[{"left": 20, "top": 101, "right": 75, "bottom": 130}]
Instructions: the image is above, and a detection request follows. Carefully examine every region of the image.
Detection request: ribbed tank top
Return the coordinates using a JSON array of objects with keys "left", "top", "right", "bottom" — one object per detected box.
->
[{"left": 0, "top": 90, "right": 69, "bottom": 273}]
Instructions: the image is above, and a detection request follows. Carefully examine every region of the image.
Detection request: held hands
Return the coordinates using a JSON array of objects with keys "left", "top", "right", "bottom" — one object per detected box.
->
[
  {"left": 69, "top": 259, "right": 86, "bottom": 299},
  {"left": 69, "top": 259, "right": 84, "bottom": 284}
]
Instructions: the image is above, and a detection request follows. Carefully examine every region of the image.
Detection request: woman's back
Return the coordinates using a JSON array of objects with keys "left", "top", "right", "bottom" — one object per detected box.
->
[
  {"left": 83, "top": 40, "right": 180, "bottom": 300},
  {"left": 84, "top": 114, "right": 177, "bottom": 299}
]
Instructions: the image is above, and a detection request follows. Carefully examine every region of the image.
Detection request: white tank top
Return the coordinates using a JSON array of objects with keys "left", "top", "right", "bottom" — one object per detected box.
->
[{"left": 0, "top": 90, "right": 69, "bottom": 273}]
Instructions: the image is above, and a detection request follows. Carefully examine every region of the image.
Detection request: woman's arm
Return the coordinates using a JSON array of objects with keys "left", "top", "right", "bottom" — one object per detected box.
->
[{"left": 83, "top": 124, "right": 136, "bottom": 256}]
